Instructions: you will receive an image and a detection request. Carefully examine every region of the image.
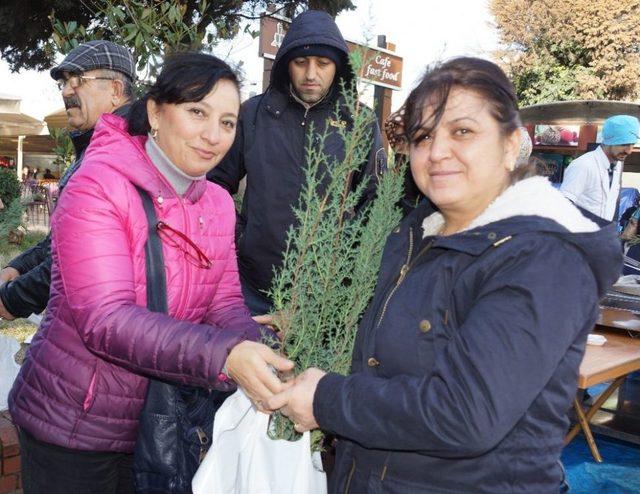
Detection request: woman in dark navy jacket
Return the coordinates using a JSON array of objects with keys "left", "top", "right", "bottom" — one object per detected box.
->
[{"left": 266, "top": 57, "right": 622, "bottom": 493}]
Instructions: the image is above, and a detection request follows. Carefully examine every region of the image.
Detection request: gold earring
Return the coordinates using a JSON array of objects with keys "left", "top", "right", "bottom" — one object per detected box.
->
[{"left": 151, "top": 128, "right": 158, "bottom": 139}]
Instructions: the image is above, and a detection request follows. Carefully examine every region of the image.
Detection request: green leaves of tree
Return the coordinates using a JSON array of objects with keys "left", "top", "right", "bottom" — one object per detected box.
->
[
  {"left": 50, "top": 0, "right": 216, "bottom": 80},
  {"left": 0, "top": 0, "right": 356, "bottom": 73},
  {"left": 491, "top": 0, "right": 640, "bottom": 105},
  {"left": 267, "top": 76, "right": 404, "bottom": 450},
  {"left": 49, "top": 128, "right": 74, "bottom": 175}
]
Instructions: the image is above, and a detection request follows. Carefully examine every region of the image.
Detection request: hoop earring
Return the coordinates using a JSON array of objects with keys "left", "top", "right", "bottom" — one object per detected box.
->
[{"left": 151, "top": 128, "right": 158, "bottom": 139}]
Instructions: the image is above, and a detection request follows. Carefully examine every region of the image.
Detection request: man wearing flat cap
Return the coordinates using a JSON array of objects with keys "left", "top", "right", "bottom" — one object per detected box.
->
[
  {"left": 561, "top": 114, "right": 640, "bottom": 221},
  {"left": 209, "top": 10, "right": 386, "bottom": 314},
  {"left": 0, "top": 40, "right": 135, "bottom": 320}
]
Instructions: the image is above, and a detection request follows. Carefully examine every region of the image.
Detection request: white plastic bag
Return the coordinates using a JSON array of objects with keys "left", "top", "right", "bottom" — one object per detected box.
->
[
  {"left": 0, "top": 333, "right": 20, "bottom": 410},
  {"left": 613, "top": 274, "right": 640, "bottom": 295},
  {"left": 192, "top": 389, "right": 327, "bottom": 494}
]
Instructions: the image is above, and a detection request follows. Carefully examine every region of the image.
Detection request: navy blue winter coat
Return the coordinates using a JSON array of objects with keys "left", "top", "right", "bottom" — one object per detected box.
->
[
  {"left": 208, "top": 10, "right": 386, "bottom": 310},
  {"left": 314, "top": 177, "right": 622, "bottom": 493}
]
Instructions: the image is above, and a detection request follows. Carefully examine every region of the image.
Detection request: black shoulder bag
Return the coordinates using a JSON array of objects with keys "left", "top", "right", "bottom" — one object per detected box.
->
[{"left": 133, "top": 186, "right": 231, "bottom": 494}]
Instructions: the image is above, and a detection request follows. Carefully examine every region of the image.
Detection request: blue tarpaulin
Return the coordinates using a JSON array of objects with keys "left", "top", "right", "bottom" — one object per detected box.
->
[{"left": 563, "top": 435, "right": 640, "bottom": 493}]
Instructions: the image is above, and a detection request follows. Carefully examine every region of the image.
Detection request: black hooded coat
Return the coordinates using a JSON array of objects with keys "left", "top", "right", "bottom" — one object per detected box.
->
[{"left": 208, "top": 10, "right": 386, "bottom": 311}]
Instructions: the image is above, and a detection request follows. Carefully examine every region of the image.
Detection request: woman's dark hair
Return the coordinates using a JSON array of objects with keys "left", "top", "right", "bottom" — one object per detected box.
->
[
  {"left": 128, "top": 52, "right": 240, "bottom": 136},
  {"left": 403, "top": 57, "right": 535, "bottom": 182}
]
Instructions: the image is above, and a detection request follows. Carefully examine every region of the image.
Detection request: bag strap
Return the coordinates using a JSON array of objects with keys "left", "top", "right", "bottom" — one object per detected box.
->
[{"left": 135, "top": 186, "right": 168, "bottom": 314}]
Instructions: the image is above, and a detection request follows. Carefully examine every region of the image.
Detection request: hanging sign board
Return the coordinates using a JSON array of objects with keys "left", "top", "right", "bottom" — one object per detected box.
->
[{"left": 259, "top": 14, "right": 403, "bottom": 90}]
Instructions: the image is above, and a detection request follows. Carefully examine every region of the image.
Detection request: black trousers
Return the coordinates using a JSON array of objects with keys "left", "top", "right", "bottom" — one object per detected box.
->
[
  {"left": 240, "top": 275, "right": 273, "bottom": 316},
  {"left": 19, "top": 428, "right": 135, "bottom": 494}
]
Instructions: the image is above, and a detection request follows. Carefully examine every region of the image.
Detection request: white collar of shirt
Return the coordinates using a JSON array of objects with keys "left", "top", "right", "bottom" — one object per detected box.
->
[{"left": 596, "top": 145, "right": 619, "bottom": 171}]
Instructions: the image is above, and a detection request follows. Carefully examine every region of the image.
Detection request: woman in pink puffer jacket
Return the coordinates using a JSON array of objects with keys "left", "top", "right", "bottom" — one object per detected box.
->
[{"left": 9, "top": 53, "right": 293, "bottom": 494}]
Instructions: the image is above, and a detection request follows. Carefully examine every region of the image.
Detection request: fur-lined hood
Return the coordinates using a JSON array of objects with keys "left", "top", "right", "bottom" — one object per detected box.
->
[
  {"left": 417, "top": 176, "right": 621, "bottom": 298},
  {"left": 421, "top": 177, "right": 599, "bottom": 236}
]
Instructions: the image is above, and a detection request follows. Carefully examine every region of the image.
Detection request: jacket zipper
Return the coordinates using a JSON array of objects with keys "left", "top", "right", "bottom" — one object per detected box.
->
[
  {"left": 301, "top": 106, "right": 311, "bottom": 124},
  {"left": 83, "top": 371, "right": 98, "bottom": 412},
  {"left": 176, "top": 197, "right": 192, "bottom": 318},
  {"left": 71, "top": 362, "right": 98, "bottom": 439},
  {"left": 376, "top": 230, "right": 437, "bottom": 328},
  {"left": 344, "top": 458, "right": 356, "bottom": 494},
  {"left": 299, "top": 108, "right": 310, "bottom": 178},
  {"left": 375, "top": 228, "right": 414, "bottom": 327}
]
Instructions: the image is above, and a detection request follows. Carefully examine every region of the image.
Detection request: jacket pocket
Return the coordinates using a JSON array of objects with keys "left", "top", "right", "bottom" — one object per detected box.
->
[
  {"left": 70, "top": 362, "right": 99, "bottom": 441},
  {"left": 82, "top": 364, "right": 98, "bottom": 413}
]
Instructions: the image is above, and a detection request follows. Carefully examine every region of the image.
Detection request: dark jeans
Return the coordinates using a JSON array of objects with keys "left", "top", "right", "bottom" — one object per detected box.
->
[{"left": 19, "top": 428, "right": 134, "bottom": 494}]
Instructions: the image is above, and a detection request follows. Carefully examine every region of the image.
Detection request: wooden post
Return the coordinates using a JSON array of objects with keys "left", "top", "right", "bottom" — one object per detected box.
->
[
  {"left": 262, "top": 58, "right": 274, "bottom": 92},
  {"left": 16, "top": 136, "right": 24, "bottom": 181},
  {"left": 260, "top": 4, "right": 278, "bottom": 91}
]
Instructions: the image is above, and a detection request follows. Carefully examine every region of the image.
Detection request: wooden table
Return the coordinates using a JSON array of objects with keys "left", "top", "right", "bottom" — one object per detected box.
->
[
  {"left": 596, "top": 307, "right": 640, "bottom": 333},
  {"left": 565, "top": 324, "right": 640, "bottom": 462}
]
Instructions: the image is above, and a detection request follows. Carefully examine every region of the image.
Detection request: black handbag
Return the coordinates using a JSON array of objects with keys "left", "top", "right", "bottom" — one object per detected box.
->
[{"left": 132, "top": 186, "right": 232, "bottom": 494}]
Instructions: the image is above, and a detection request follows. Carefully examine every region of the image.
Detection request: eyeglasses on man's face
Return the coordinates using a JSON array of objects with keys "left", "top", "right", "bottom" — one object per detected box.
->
[{"left": 56, "top": 74, "right": 117, "bottom": 91}]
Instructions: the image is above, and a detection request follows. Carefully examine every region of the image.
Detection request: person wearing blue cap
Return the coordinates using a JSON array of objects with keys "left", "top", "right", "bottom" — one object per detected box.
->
[
  {"left": 561, "top": 114, "right": 640, "bottom": 221},
  {"left": 208, "top": 10, "right": 386, "bottom": 316}
]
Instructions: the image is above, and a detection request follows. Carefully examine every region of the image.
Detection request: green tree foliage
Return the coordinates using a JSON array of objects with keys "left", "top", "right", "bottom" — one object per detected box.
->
[
  {"left": 50, "top": 0, "right": 240, "bottom": 80},
  {"left": 282, "top": 0, "right": 354, "bottom": 17},
  {"left": 490, "top": 0, "right": 640, "bottom": 105},
  {"left": 266, "top": 69, "right": 404, "bottom": 450},
  {"left": 0, "top": 0, "right": 354, "bottom": 74},
  {"left": 0, "top": 0, "right": 93, "bottom": 72},
  {"left": 49, "top": 128, "right": 75, "bottom": 175},
  {"left": 0, "top": 170, "right": 24, "bottom": 240},
  {"left": 0, "top": 199, "right": 26, "bottom": 241},
  {"left": 0, "top": 169, "right": 22, "bottom": 206}
]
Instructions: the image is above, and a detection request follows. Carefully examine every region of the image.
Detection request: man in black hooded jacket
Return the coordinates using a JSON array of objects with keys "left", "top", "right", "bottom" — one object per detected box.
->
[
  {"left": 0, "top": 41, "right": 134, "bottom": 320},
  {"left": 209, "top": 10, "right": 386, "bottom": 314}
]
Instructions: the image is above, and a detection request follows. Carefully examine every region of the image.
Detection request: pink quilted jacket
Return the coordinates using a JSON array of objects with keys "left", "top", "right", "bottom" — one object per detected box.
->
[{"left": 9, "top": 114, "right": 262, "bottom": 452}]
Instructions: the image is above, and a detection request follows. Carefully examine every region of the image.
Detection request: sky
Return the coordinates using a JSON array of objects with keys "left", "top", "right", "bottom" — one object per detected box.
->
[{"left": 0, "top": 0, "right": 500, "bottom": 120}]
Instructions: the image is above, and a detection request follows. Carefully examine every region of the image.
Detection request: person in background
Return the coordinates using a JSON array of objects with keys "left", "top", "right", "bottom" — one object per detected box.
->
[
  {"left": 561, "top": 115, "right": 639, "bottom": 221},
  {"left": 0, "top": 40, "right": 136, "bottom": 321},
  {"left": 266, "top": 57, "right": 622, "bottom": 493},
  {"left": 618, "top": 204, "right": 640, "bottom": 275},
  {"left": 43, "top": 168, "right": 55, "bottom": 179},
  {"left": 9, "top": 52, "right": 293, "bottom": 494},
  {"left": 208, "top": 10, "right": 386, "bottom": 315}
]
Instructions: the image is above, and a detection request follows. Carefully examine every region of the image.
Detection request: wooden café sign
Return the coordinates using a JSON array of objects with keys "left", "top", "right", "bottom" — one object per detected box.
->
[{"left": 259, "top": 14, "right": 403, "bottom": 91}]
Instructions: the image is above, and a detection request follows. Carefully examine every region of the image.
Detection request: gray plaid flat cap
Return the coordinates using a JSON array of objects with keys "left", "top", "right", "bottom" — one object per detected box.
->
[{"left": 50, "top": 40, "right": 135, "bottom": 81}]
